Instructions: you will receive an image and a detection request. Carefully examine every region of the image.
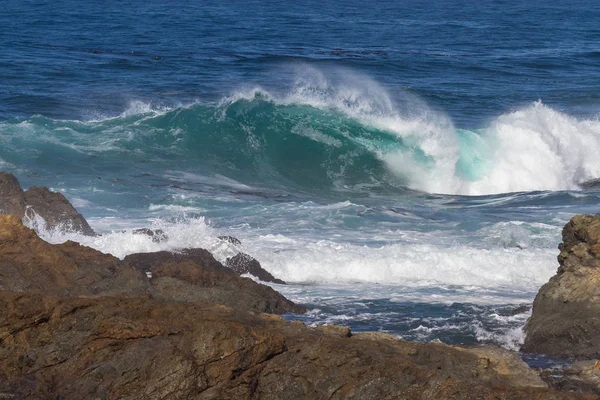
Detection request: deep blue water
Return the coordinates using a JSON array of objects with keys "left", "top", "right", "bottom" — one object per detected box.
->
[{"left": 2, "top": 0, "right": 600, "bottom": 354}]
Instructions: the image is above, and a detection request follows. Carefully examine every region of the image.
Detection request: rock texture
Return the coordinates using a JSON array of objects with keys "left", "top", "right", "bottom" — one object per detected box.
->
[
  {"left": 226, "top": 252, "right": 286, "bottom": 284},
  {"left": 523, "top": 214, "right": 600, "bottom": 359},
  {"left": 124, "top": 250, "right": 304, "bottom": 314},
  {"left": 0, "top": 291, "right": 590, "bottom": 400},
  {"left": 542, "top": 360, "right": 600, "bottom": 395},
  {"left": 0, "top": 172, "right": 94, "bottom": 235},
  {"left": 0, "top": 215, "right": 303, "bottom": 314},
  {"left": 0, "top": 214, "right": 145, "bottom": 296}
]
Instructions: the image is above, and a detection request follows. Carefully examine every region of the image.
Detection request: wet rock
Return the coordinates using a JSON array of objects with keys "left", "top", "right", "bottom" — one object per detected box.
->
[
  {"left": 131, "top": 227, "right": 168, "bottom": 243},
  {"left": 124, "top": 250, "right": 304, "bottom": 314},
  {"left": 226, "top": 252, "right": 286, "bottom": 284},
  {"left": 218, "top": 235, "right": 242, "bottom": 245},
  {"left": 541, "top": 360, "right": 600, "bottom": 395},
  {"left": 523, "top": 214, "right": 600, "bottom": 359},
  {"left": 0, "top": 291, "right": 590, "bottom": 400},
  {"left": 0, "top": 172, "right": 94, "bottom": 236}
]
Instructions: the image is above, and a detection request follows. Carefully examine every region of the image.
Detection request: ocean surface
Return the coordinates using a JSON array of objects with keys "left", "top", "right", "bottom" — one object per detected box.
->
[{"left": 2, "top": 0, "right": 600, "bottom": 357}]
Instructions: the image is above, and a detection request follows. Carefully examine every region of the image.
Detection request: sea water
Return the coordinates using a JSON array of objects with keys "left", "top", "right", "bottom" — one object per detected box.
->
[{"left": 2, "top": 0, "right": 600, "bottom": 354}]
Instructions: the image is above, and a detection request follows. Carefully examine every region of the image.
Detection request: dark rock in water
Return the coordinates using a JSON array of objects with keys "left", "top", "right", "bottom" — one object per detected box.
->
[
  {"left": 523, "top": 214, "right": 600, "bottom": 359},
  {"left": 541, "top": 360, "right": 600, "bottom": 395},
  {"left": 124, "top": 249, "right": 302, "bottom": 314},
  {"left": 0, "top": 291, "right": 589, "bottom": 400},
  {"left": 132, "top": 227, "right": 168, "bottom": 243},
  {"left": 579, "top": 178, "right": 600, "bottom": 189},
  {"left": 500, "top": 304, "right": 531, "bottom": 316},
  {"left": 218, "top": 235, "right": 242, "bottom": 245},
  {"left": 0, "top": 172, "right": 95, "bottom": 236},
  {"left": 124, "top": 248, "right": 234, "bottom": 275},
  {"left": 226, "top": 252, "right": 286, "bottom": 284}
]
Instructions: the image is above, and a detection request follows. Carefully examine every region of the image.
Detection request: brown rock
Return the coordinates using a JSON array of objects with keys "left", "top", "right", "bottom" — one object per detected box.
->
[
  {"left": 523, "top": 214, "right": 600, "bottom": 359},
  {"left": 0, "top": 172, "right": 94, "bottom": 236},
  {"left": 0, "top": 291, "right": 590, "bottom": 400},
  {"left": 0, "top": 172, "right": 26, "bottom": 217},
  {"left": 0, "top": 214, "right": 146, "bottom": 296},
  {"left": 542, "top": 360, "right": 600, "bottom": 395},
  {"left": 226, "top": 252, "right": 286, "bottom": 284},
  {"left": 124, "top": 250, "right": 305, "bottom": 314}
]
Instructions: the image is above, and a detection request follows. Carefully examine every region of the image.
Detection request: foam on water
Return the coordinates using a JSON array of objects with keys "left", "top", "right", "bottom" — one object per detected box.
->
[{"left": 26, "top": 211, "right": 558, "bottom": 299}]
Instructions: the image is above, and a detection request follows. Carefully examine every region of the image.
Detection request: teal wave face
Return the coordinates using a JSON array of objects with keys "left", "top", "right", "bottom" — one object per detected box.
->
[
  {"left": 2, "top": 99, "right": 599, "bottom": 198},
  {"left": 0, "top": 98, "right": 433, "bottom": 198}
]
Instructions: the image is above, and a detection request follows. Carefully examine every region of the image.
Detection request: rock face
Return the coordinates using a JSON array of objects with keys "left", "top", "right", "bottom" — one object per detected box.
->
[
  {"left": 542, "top": 360, "right": 600, "bottom": 395},
  {"left": 0, "top": 172, "right": 94, "bottom": 235},
  {"left": 226, "top": 252, "right": 286, "bottom": 284},
  {"left": 124, "top": 250, "right": 304, "bottom": 314},
  {"left": 0, "top": 215, "right": 303, "bottom": 314},
  {"left": 523, "top": 214, "right": 600, "bottom": 359},
  {"left": 0, "top": 291, "right": 590, "bottom": 400},
  {"left": 0, "top": 214, "right": 145, "bottom": 296}
]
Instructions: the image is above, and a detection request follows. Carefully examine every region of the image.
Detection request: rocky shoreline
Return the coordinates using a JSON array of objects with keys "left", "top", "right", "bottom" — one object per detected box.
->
[{"left": 0, "top": 172, "right": 599, "bottom": 399}]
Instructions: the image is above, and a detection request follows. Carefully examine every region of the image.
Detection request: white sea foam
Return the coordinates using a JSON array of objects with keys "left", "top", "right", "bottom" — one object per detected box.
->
[{"left": 26, "top": 210, "right": 558, "bottom": 301}]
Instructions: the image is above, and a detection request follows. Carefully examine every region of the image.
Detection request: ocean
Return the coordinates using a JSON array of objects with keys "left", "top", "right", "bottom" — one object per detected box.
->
[{"left": 2, "top": 0, "right": 600, "bottom": 360}]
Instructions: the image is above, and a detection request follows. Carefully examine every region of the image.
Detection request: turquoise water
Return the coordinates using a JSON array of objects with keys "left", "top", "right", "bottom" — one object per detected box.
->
[{"left": 2, "top": 0, "right": 600, "bottom": 353}]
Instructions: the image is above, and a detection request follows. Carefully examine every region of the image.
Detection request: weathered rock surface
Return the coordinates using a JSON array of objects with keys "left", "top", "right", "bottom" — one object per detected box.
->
[
  {"left": 542, "top": 360, "right": 600, "bottom": 395},
  {"left": 523, "top": 214, "right": 600, "bottom": 359},
  {"left": 0, "top": 215, "right": 303, "bottom": 314},
  {"left": 226, "top": 252, "right": 286, "bottom": 284},
  {"left": 124, "top": 250, "right": 304, "bottom": 314},
  {"left": 0, "top": 214, "right": 146, "bottom": 296},
  {"left": 0, "top": 291, "right": 590, "bottom": 400},
  {"left": 0, "top": 172, "right": 94, "bottom": 235}
]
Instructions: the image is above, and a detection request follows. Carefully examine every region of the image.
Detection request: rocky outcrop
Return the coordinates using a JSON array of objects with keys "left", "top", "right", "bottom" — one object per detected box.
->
[
  {"left": 0, "top": 215, "right": 303, "bottom": 314},
  {"left": 226, "top": 252, "right": 286, "bottom": 284},
  {"left": 542, "top": 360, "right": 600, "bottom": 395},
  {"left": 0, "top": 214, "right": 146, "bottom": 296},
  {"left": 523, "top": 214, "right": 600, "bottom": 359},
  {"left": 0, "top": 172, "right": 94, "bottom": 235},
  {"left": 0, "top": 291, "right": 590, "bottom": 400},
  {"left": 124, "top": 250, "right": 304, "bottom": 314}
]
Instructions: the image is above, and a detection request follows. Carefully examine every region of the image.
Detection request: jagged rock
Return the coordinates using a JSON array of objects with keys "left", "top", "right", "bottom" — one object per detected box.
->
[
  {"left": 0, "top": 291, "right": 590, "bottom": 400},
  {"left": 0, "top": 216, "right": 304, "bottom": 315},
  {"left": 131, "top": 228, "right": 168, "bottom": 243},
  {"left": 0, "top": 172, "right": 94, "bottom": 235},
  {"left": 0, "top": 172, "right": 26, "bottom": 217},
  {"left": 124, "top": 250, "right": 304, "bottom": 314},
  {"left": 0, "top": 214, "right": 146, "bottom": 296},
  {"left": 218, "top": 235, "right": 242, "bottom": 245},
  {"left": 523, "top": 214, "right": 600, "bottom": 359},
  {"left": 541, "top": 360, "right": 600, "bottom": 395},
  {"left": 226, "top": 252, "right": 286, "bottom": 284}
]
